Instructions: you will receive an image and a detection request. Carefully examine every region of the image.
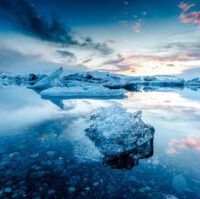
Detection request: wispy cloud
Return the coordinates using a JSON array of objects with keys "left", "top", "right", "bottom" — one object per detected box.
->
[
  {"left": 102, "top": 54, "right": 131, "bottom": 72},
  {"left": 125, "top": 51, "right": 200, "bottom": 63}
]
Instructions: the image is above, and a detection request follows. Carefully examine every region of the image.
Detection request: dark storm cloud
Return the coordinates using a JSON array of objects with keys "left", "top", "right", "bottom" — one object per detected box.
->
[{"left": 0, "top": 0, "right": 113, "bottom": 55}]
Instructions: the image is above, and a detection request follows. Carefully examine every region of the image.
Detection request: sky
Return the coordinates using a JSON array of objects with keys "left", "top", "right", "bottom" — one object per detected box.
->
[{"left": 0, "top": 0, "right": 200, "bottom": 78}]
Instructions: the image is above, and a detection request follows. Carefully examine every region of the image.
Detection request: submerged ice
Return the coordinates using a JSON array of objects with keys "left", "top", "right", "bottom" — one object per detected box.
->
[{"left": 85, "top": 104, "right": 155, "bottom": 157}]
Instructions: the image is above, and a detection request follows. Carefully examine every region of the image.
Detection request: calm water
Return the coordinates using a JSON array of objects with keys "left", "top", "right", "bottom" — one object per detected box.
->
[{"left": 0, "top": 87, "right": 200, "bottom": 198}]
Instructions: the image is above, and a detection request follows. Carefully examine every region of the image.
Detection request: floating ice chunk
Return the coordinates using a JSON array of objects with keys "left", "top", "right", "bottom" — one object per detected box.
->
[
  {"left": 30, "top": 67, "right": 63, "bottom": 89},
  {"left": 85, "top": 104, "right": 155, "bottom": 157},
  {"left": 40, "top": 85, "right": 126, "bottom": 99}
]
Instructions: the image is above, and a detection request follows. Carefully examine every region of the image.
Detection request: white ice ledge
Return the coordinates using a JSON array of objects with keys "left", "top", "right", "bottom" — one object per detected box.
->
[{"left": 40, "top": 85, "right": 126, "bottom": 99}]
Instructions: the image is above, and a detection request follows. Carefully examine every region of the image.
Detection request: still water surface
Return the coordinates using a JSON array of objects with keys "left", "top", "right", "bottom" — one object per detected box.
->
[{"left": 0, "top": 87, "right": 200, "bottom": 198}]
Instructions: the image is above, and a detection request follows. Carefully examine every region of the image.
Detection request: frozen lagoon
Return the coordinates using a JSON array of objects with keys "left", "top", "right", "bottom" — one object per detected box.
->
[{"left": 0, "top": 86, "right": 200, "bottom": 198}]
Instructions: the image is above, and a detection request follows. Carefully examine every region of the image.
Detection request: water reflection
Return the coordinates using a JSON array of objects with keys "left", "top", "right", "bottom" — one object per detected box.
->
[
  {"left": 0, "top": 87, "right": 200, "bottom": 198},
  {"left": 103, "top": 139, "right": 154, "bottom": 169},
  {"left": 167, "top": 136, "right": 200, "bottom": 154}
]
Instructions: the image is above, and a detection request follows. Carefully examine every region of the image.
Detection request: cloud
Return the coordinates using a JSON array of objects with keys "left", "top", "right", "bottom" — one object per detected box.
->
[
  {"left": 101, "top": 54, "right": 131, "bottom": 72},
  {"left": 103, "top": 54, "right": 125, "bottom": 65},
  {"left": 126, "top": 51, "right": 200, "bottom": 62},
  {"left": 178, "top": 2, "right": 195, "bottom": 12},
  {"left": 178, "top": 2, "right": 200, "bottom": 25},
  {"left": 132, "top": 19, "right": 143, "bottom": 33},
  {"left": 0, "top": 45, "right": 88, "bottom": 72},
  {"left": 82, "top": 59, "right": 93, "bottom": 64},
  {"left": 0, "top": 0, "right": 113, "bottom": 55},
  {"left": 56, "top": 50, "right": 76, "bottom": 62},
  {"left": 162, "top": 41, "right": 200, "bottom": 51},
  {"left": 180, "top": 12, "right": 200, "bottom": 25}
]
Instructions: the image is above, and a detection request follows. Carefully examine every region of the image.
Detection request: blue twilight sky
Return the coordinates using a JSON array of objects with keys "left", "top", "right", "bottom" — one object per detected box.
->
[{"left": 0, "top": 0, "right": 200, "bottom": 78}]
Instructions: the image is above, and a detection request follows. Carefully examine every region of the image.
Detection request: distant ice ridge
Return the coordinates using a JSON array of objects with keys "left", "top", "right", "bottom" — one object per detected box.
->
[
  {"left": 85, "top": 104, "right": 155, "bottom": 157},
  {"left": 0, "top": 67, "right": 199, "bottom": 92}
]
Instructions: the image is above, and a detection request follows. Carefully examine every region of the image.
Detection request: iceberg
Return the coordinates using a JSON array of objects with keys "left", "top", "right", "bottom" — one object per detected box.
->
[
  {"left": 40, "top": 85, "right": 127, "bottom": 99},
  {"left": 85, "top": 104, "right": 155, "bottom": 157},
  {"left": 30, "top": 67, "right": 63, "bottom": 89}
]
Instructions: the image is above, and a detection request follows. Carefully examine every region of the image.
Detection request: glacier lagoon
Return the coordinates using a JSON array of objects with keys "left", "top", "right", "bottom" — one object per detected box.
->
[{"left": 0, "top": 86, "right": 200, "bottom": 198}]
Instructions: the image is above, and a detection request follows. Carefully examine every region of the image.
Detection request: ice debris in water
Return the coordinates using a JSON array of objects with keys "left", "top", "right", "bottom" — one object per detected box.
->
[
  {"left": 40, "top": 85, "right": 126, "bottom": 99},
  {"left": 30, "top": 67, "right": 63, "bottom": 89},
  {"left": 85, "top": 104, "right": 155, "bottom": 157}
]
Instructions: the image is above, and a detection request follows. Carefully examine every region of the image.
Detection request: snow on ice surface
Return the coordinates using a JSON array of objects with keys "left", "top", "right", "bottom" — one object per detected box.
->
[
  {"left": 85, "top": 104, "right": 155, "bottom": 156},
  {"left": 40, "top": 85, "right": 127, "bottom": 99}
]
